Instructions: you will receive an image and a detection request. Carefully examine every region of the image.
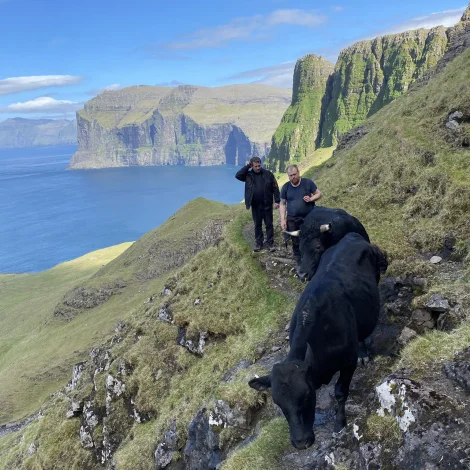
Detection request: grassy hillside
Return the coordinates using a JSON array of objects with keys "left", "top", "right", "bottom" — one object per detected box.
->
[
  {"left": 0, "top": 199, "right": 238, "bottom": 426},
  {"left": 306, "top": 48, "right": 470, "bottom": 259},
  {"left": 0, "top": 244, "right": 131, "bottom": 424}
]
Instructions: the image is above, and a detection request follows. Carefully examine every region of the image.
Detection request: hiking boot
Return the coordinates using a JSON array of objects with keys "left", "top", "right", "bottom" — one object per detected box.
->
[
  {"left": 267, "top": 245, "right": 277, "bottom": 253},
  {"left": 253, "top": 244, "right": 263, "bottom": 252}
]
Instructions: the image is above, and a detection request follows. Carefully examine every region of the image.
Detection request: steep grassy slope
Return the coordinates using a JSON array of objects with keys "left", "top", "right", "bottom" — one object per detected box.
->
[
  {"left": 0, "top": 199, "right": 237, "bottom": 426},
  {"left": 308, "top": 48, "right": 470, "bottom": 259},
  {"left": 320, "top": 27, "right": 448, "bottom": 147},
  {"left": 266, "top": 55, "right": 334, "bottom": 172},
  {"left": 0, "top": 207, "right": 294, "bottom": 470},
  {"left": 0, "top": 244, "right": 131, "bottom": 423}
]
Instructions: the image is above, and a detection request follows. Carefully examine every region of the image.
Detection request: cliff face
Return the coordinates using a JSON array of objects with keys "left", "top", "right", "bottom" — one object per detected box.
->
[
  {"left": 320, "top": 27, "right": 448, "bottom": 146},
  {"left": 265, "top": 55, "right": 334, "bottom": 172},
  {"left": 69, "top": 84, "right": 291, "bottom": 169},
  {"left": 0, "top": 118, "right": 77, "bottom": 148}
]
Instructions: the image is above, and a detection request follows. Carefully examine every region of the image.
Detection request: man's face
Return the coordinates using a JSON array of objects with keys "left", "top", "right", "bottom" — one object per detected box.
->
[
  {"left": 288, "top": 168, "right": 300, "bottom": 185},
  {"left": 252, "top": 161, "right": 262, "bottom": 173}
]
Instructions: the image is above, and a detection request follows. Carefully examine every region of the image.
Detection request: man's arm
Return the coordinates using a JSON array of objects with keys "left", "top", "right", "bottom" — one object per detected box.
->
[
  {"left": 235, "top": 163, "right": 250, "bottom": 181},
  {"left": 310, "top": 188, "right": 322, "bottom": 202},
  {"left": 272, "top": 174, "right": 280, "bottom": 204},
  {"left": 280, "top": 199, "right": 287, "bottom": 230}
]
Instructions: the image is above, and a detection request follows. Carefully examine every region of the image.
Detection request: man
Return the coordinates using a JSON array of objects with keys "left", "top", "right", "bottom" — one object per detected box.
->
[
  {"left": 235, "top": 157, "right": 280, "bottom": 252},
  {"left": 280, "top": 164, "right": 322, "bottom": 263}
]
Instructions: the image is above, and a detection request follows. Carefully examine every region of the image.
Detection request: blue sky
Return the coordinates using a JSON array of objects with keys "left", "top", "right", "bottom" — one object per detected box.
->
[{"left": 0, "top": 0, "right": 467, "bottom": 121}]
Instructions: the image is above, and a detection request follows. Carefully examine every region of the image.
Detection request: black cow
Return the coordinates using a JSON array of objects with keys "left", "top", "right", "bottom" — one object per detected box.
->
[
  {"left": 249, "top": 233, "right": 387, "bottom": 449},
  {"left": 285, "top": 206, "right": 369, "bottom": 281}
]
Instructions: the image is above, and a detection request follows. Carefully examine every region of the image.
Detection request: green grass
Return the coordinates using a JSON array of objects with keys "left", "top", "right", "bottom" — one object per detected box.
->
[
  {"left": 0, "top": 243, "right": 131, "bottom": 424},
  {"left": 221, "top": 418, "right": 291, "bottom": 470}
]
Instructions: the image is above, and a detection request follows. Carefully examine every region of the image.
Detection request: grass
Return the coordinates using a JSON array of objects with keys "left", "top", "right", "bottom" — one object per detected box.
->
[
  {"left": 0, "top": 243, "right": 131, "bottom": 424},
  {"left": 364, "top": 414, "right": 402, "bottom": 447},
  {"left": 221, "top": 418, "right": 291, "bottom": 470}
]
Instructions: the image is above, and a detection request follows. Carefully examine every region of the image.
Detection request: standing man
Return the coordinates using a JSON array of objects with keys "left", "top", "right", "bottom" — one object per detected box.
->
[
  {"left": 280, "top": 164, "right": 322, "bottom": 264},
  {"left": 236, "top": 157, "right": 280, "bottom": 252}
]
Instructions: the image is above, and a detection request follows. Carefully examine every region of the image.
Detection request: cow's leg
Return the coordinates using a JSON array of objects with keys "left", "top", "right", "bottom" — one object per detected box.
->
[
  {"left": 357, "top": 340, "right": 369, "bottom": 366},
  {"left": 333, "top": 363, "right": 356, "bottom": 433}
]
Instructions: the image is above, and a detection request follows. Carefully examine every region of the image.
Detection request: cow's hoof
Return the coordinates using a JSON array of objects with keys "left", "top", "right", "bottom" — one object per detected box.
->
[{"left": 333, "top": 421, "right": 346, "bottom": 434}]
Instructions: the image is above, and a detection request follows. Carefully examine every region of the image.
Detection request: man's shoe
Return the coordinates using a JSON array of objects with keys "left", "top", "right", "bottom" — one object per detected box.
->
[
  {"left": 268, "top": 245, "right": 277, "bottom": 253},
  {"left": 253, "top": 244, "right": 263, "bottom": 252}
]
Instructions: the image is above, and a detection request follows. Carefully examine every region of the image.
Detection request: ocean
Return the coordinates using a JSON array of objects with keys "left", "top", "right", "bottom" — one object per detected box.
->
[{"left": 0, "top": 146, "right": 245, "bottom": 273}]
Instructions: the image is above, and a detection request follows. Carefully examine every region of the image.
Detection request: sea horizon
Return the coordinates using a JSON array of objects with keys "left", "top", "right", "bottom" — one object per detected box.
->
[{"left": 0, "top": 145, "right": 244, "bottom": 274}]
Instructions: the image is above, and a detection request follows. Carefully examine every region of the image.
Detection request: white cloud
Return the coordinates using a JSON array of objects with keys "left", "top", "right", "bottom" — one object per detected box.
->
[
  {"left": 0, "top": 75, "right": 83, "bottom": 96},
  {"left": 161, "top": 9, "right": 326, "bottom": 50},
  {"left": 0, "top": 96, "right": 82, "bottom": 114},
  {"left": 333, "top": 6, "right": 344, "bottom": 12},
  {"left": 376, "top": 7, "right": 466, "bottom": 36},
  {"left": 225, "top": 62, "right": 296, "bottom": 88}
]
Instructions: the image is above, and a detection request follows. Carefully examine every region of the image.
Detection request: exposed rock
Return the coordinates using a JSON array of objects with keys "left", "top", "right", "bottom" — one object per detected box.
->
[
  {"left": 444, "top": 346, "right": 470, "bottom": 392},
  {"left": 66, "top": 361, "right": 87, "bottom": 391},
  {"left": 397, "top": 327, "right": 418, "bottom": 347},
  {"left": 177, "top": 328, "right": 208, "bottom": 356},
  {"left": 425, "top": 294, "right": 450, "bottom": 313},
  {"left": 162, "top": 287, "right": 172, "bottom": 297},
  {"left": 80, "top": 425, "right": 94, "bottom": 448},
  {"left": 209, "top": 400, "right": 251, "bottom": 430},
  {"left": 221, "top": 360, "right": 253, "bottom": 383},
  {"left": 158, "top": 305, "right": 173, "bottom": 323},
  {"left": 409, "top": 308, "right": 436, "bottom": 333},
  {"left": 335, "top": 126, "right": 368, "bottom": 152},
  {"left": 66, "top": 400, "right": 84, "bottom": 419},
  {"left": 26, "top": 442, "right": 37, "bottom": 456},
  {"left": 184, "top": 407, "right": 221, "bottom": 470},
  {"left": 429, "top": 255, "right": 443, "bottom": 264},
  {"left": 154, "top": 420, "right": 179, "bottom": 469}
]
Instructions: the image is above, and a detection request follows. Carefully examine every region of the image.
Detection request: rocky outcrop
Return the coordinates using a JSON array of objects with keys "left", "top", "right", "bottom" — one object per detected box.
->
[
  {"left": 69, "top": 84, "right": 291, "bottom": 169},
  {"left": 266, "top": 55, "right": 335, "bottom": 172},
  {"left": 320, "top": 27, "right": 448, "bottom": 147},
  {"left": 0, "top": 118, "right": 76, "bottom": 148}
]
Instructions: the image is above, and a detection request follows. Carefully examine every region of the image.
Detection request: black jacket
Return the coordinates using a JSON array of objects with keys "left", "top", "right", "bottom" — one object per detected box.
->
[{"left": 235, "top": 165, "right": 280, "bottom": 210}]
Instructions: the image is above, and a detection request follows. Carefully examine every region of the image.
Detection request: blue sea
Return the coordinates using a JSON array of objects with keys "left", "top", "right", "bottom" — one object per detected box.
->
[{"left": 0, "top": 146, "right": 244, "bottom": 273}]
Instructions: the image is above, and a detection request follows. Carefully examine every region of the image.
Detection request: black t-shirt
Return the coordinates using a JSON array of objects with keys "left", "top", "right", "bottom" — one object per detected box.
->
[
  {"left": 252, "top": 171, "right": 265, "bottom": 205},
  {"left": 280, "top": 178, "right": 318, "bottom": 217}
]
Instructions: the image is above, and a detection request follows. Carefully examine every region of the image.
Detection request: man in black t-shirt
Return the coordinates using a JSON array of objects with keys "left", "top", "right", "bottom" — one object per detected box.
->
[
  {"left": 280, "top": 164, "right": 322, "bottom": 263},
  {"left": 235, "top": 157, "right": 280, "bottom": 252}
]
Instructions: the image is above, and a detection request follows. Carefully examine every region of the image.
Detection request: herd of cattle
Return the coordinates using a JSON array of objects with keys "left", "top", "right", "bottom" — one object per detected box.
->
[{"left": 249, "top": 206, "right": 388, "bottom": 450}]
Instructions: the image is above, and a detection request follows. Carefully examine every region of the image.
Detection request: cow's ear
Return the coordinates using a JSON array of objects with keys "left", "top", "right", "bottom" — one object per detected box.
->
[
  {"left": 319, "top": 223, "right": 332, "bottom": 234},
  {"left": 304, "top": 343, "right": 314, "bottom": 370},
  {"left": 248, "top": 375, "right": 271, "bottom": 391}
]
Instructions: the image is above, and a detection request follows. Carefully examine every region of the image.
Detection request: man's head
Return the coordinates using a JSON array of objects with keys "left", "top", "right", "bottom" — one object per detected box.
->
[
  {"left": 287, "top": 165, "right": 300, "bottom": 185},
  {"left": 250, "top": 157, "right": 262, "bottom": 173}
]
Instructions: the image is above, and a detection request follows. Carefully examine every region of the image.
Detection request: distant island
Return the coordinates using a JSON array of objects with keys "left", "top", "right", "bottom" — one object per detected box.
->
[
  {"left": 69, "top": 84, "right": 291, "bottom": 169},
  {"left": 0, "top": 118, "right": 77, "bottom": 148}
]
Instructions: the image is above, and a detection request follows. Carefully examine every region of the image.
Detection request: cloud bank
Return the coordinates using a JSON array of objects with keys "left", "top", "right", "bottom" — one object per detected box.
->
[
  {"left": 225, "top": 62, "right": 296, "bottom": 88},
  {"left": 0, "top": 75, "right": 83, "bottom": 96},
  {"left": 0, "top": 96, "right": 82, "bottom": 114}
]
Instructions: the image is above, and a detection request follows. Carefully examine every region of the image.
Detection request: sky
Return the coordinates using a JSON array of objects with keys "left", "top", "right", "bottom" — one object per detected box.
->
[{"left": 0, "top": 0, "right": 467, "bottom": 121}]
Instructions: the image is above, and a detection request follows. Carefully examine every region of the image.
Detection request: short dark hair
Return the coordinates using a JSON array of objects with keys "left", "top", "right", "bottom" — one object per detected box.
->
[{"left": 250, "top": 157, "right": 261, "bottom": 165}]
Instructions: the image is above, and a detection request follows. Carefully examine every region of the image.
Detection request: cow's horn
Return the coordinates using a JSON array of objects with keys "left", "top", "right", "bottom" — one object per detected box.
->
[
  {"left": 284, "top": 230, "right": 300, "bottom": 237},
  {"left": 320, "top": 224, "right": 331, "bottom": 233}
]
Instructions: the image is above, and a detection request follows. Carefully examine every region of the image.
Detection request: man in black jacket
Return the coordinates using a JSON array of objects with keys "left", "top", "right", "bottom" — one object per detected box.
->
[{"left": 235, "top": 157, "right": 280, "bottom": 252}]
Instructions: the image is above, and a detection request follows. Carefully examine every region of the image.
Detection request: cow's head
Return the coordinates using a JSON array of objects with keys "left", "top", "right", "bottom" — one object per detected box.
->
[
  {"left": 286, "top": 223, "right": 333, "bottom": 281},
  {"left": 248, "top": 345, "right": 316, "bottom": 449}
]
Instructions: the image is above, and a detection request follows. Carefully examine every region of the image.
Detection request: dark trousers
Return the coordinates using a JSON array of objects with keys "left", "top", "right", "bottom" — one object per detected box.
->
[
  {"left": 251, "top": 204, "right": 274, "bottom": 247},
  {"left": 287, "top": 215, "right": 305, "bottom": 258}
]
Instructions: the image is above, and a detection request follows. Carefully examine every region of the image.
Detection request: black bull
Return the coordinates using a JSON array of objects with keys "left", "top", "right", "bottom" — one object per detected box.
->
[
  {"left": 285, "top": 206, "right": 370, "bottom": 281},
  {"left": 249, "top": 233, "right": 388, "bottom": 449}
]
